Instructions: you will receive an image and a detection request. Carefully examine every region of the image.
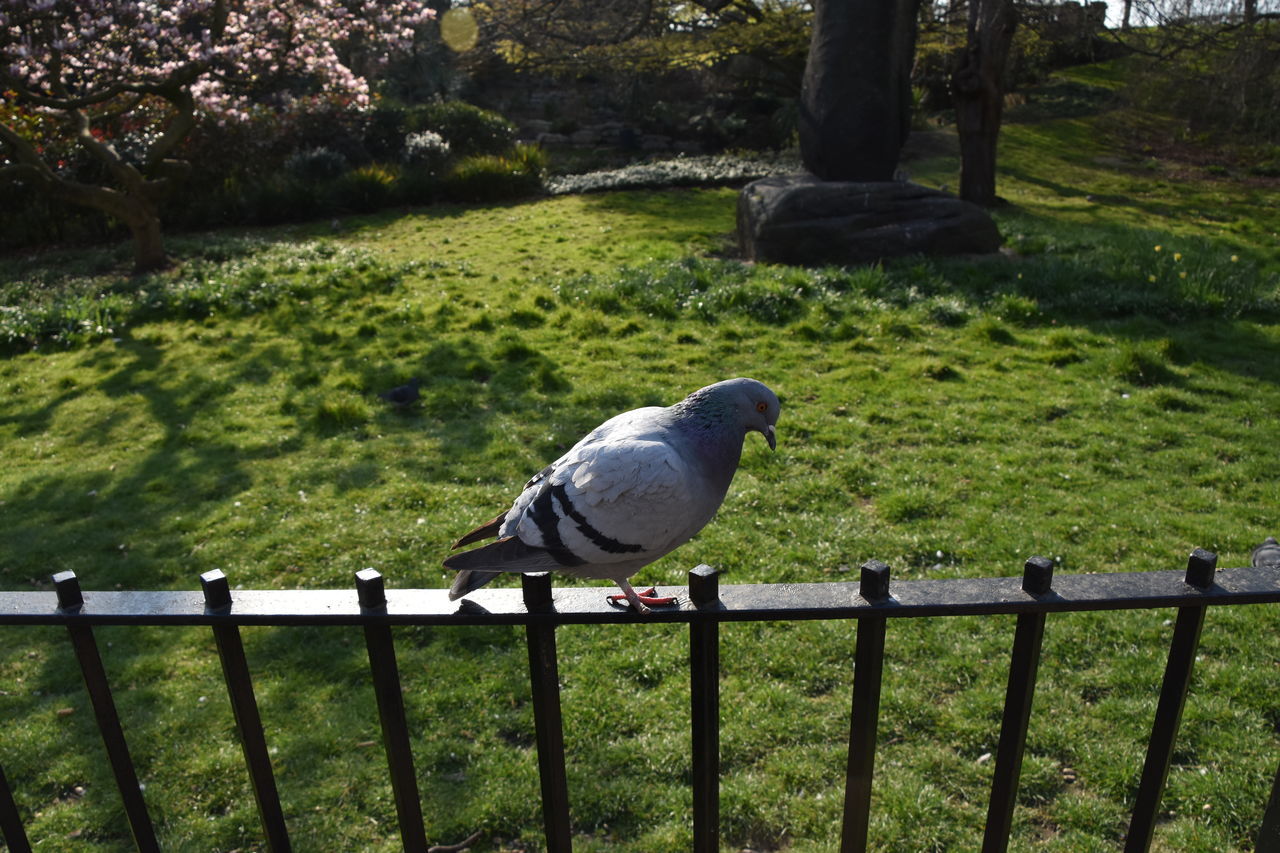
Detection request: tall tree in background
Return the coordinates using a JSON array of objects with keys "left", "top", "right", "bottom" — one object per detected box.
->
[
  {"left": 0, "top": 0, "right": 433, "bottom": 271},
  {"left": 1106, "top": 0, "right": 1278, "bottom": 143},
  {"left": 951, "top": 0, "right": 1017, "bottom": 206}
]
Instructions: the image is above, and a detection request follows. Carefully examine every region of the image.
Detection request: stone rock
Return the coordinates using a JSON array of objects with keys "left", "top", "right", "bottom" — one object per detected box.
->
[{"left": 738, "top": 175, "right": 1002, "bottom": 265}]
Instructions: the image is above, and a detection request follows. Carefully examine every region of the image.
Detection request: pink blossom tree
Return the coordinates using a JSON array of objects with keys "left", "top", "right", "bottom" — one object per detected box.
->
[{"left": 0, "top": 0, "right": 434, "bottom": 271}]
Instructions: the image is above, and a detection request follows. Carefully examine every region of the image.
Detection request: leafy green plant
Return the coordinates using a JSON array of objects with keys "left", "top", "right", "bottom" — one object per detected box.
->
[
  {"left": 284, "top": 146, "right": 350, "bottom": 181},
  {"left": 402, "top": 130, "right": 453, "bottom": 175},
  {"left": 329, "top": 164, "right": 400, "bottom": 213},
  {"left": 444, "top": 145, "right": 546, "bottom": 202},
  {"left": 407, "top": 100, "right": 516, "bottom": 157}
]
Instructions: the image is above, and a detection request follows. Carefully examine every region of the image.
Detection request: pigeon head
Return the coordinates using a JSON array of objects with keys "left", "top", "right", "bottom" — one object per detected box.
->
[{"left": 680, "top": 377, "right": 780, "bottom": 451}]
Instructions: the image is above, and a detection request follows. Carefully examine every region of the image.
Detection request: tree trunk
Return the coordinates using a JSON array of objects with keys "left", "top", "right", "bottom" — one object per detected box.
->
[
  {"left": 47, "top": 176, "right": 170, "bottom": 272},
  {"left": 121, "top": 204, "right": 169, "bottom": 273},
  {"left": 952, "top": 0, "right": 1017, "bottom": 207},
  {"left": 0, "top": 155, "right": 170, "bottom": 272},
  {"left": 1122, "top": 0, "right": 1133, "bottom": 30}
]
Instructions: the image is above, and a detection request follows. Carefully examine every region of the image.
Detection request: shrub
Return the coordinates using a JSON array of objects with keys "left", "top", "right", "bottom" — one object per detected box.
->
[
  {"left": 241, "top": 175, "right": 325, "bottom": 225},
  {"left": 363, "top": 103, "right": 409, "bottom": 161},
  {"left": 402, "top": 130, "right": 452, "bottom": 174},
  {"left": 406, "top": 101, "right": 515, "bottom": 157},
  {"left": 443, "top": 145, "right": 546, "bottom": 202},
  {"left": 0, "top": 180, "right": 114, "bottom": 250},
  {"left": 329, "top": 164, "right": 399, "bottom": 212},
  {"left": 396, "top": 167, "right": 443, "bottom": 205},
  {"left": 284, "top": 147, "right": 350, "bottom": 182}
]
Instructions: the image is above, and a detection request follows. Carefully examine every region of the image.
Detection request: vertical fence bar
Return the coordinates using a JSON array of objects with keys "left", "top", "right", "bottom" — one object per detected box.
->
[
  {"left": 201, "top": 571, "right": 291, "bottom": 852},
  {"left": 1124, "top": 549, "right": 1215, "bottom": 853},
  {"left": 523, "top": 573, "right": 572, "bottom": 853},
  {"left": 53, "top": 572, "right": 160, "bottom": 852},
  {"left": 1259, "top": 761, "right": 1280, "bottom": 852},
  {"left": 841, "top": 560, "right": 890, "bottom": 853},
  {"left": 0, "top": 763, "right": 32, "bottom": 853},
  {"left": 982, "top": 557, "right": 1055, "bottom": 852},
  {"left": 355, "top": 569, "right": 427, "bottom": 853},
  {"left": 689, "top": 565, "right": 721, "bottom": 853}
]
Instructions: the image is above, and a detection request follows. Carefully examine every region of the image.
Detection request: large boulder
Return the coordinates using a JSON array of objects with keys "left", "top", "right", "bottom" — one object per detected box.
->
[{"left": 738, "top": 175, "right": 1002, "bottom": 266}]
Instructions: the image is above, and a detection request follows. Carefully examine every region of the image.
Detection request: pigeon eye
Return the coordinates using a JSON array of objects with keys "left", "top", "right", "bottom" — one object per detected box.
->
[{"left": 755, "top": 402, "right": 767, "bottom": 413}]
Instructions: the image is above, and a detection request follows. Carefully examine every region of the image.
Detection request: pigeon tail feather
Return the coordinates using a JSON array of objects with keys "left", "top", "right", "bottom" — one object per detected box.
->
[
  {"left": 446, "top": 534, "right": 570, "bottom": 600},
  {"left": 448, "top": 569, "right": 503, "bottom": 600},
  {"left": 444, "top": 535, "right": 564, "bottom": 577},
  {"left": 451, "top": 513, "right": 507, "bottom": 549}
]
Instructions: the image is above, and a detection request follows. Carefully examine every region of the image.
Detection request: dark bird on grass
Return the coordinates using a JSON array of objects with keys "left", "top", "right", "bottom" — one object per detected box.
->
[
  {"left": 1251, "top": 536, "right": 1280, "bottom": 568},
  {"left": 379, "top": 377, "right": 421, "bottom": 408},
  {"left": 444, "top": 378, "right": 780, "bottom": 613}
]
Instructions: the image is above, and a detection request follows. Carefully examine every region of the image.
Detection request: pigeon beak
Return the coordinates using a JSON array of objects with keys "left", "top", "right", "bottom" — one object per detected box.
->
[{"left": 764, "top": 424, "right": 777, "bottom": 451}]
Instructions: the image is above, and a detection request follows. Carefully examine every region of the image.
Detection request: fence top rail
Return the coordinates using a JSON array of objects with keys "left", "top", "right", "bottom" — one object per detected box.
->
[{"left": 0, "top": 565, "right": 1275, "bottom": 627}]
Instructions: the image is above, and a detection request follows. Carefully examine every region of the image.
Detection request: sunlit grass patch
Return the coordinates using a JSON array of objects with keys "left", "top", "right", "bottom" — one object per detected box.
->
[{"left": 1, "top": 136, "right": 1279, "bottom": 851}]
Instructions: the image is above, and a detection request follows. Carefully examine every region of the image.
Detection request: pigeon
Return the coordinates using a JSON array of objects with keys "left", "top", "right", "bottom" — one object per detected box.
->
[
  {"left": 444, "top": 377, "right": 780, "bottom": 612},
  {"left": 1252, "top": 536, "right": 1280, "bottom": 568},
  {"left": 379, "top": 377, "right": 421, "bottom": 408}
]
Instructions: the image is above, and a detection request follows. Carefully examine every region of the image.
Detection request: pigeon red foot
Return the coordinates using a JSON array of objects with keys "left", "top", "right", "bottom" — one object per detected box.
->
[{"left": 607, "top": 586, "right": 677, "bottom": 612}]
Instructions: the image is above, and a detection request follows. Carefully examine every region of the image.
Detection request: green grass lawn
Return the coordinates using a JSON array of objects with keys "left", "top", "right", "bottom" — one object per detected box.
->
[{"left": 1, "top": 77, "right": 1279, "bottom": 851}]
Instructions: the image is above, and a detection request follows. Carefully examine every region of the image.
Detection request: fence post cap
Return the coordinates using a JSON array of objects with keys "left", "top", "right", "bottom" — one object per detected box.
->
[
  {"left": 355, "top": 568, "right": 386, "bottom": 608},
  {"left": 1185, "top": 548, "right": 1218, "bottom": 588},
  {"left": 689, "top": 564, "right": 720, "bottom": 607},
  {"left": 200, "top": 569, "right": 232, "bottom": 609},
  {"left": 859, "top": 559, "right": 891, "bottom": 601},
  {"left": 52, "top": 571, "right": 83, "bottom": 611},
  {"left": 1022, "top": 556, "right": 1055, "bottom": 595},
  {"left": 521, "top": 572, "right": 554, "bottom": 612}
]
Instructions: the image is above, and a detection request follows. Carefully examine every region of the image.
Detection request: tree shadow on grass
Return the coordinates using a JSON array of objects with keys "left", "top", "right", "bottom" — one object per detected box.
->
[
  {"left": 886, "top": 201, "right": 1280, "bottom": 383},
  {"left": 0, "top": 289, "right": 579, "bottom": 596},
  {"left": 999, "top": 165, "right": 1186, "bottom": 224},
  {"left": 0, "top": 270, "right": 583, "bottom": 839}
]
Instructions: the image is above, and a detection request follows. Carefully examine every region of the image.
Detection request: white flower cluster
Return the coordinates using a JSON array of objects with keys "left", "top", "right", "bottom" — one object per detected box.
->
[{"left": 402, "top": 130, "right": 451, "bottom": 170}]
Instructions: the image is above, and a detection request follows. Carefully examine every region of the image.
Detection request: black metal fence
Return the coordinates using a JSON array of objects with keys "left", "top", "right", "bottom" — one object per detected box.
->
[{"left": 1, "top": 549, "right": 1278, "bottom": 852}]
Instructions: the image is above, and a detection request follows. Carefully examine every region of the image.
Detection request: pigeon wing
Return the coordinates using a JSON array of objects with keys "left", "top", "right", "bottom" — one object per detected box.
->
[
  {"left": 445, "top": 407, "right": 708, "bottom": 598},
  {"left": 511, "top": 434, "right": 700, "bottom": 566}
]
